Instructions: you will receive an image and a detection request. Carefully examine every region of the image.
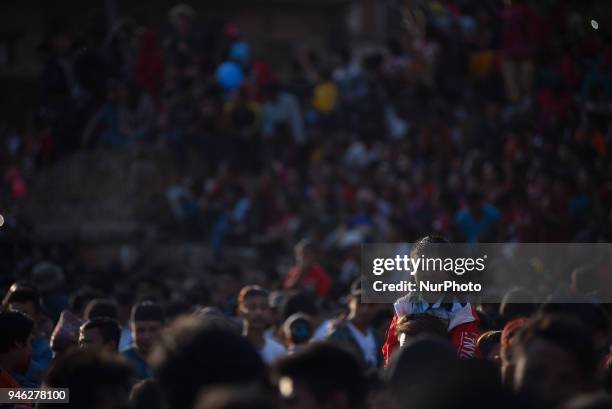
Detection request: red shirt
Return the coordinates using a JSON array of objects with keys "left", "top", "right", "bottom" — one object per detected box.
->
[
  {"left": 284, "top": 264, "right": 332, "bottom": 298},
  {"left": 382, "top": 307, "right": 481, "bottom": 367},
  {"left": 0, "top": 368, "right": 20, "bottom": 388},
  {"left": 0, "top": 369, "right": 33, "bottom": 407}
]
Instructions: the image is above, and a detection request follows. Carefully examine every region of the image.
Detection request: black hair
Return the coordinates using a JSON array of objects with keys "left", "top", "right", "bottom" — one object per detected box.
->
[
  {"left": 539, "top": 302, "right": 609, "bottom": 334},
  {"left": 0, "top": 310, "right": 34, "bottom": 353},
  {"left": 477, "top": 330, "right": 502, "bottom": 358},
  {"left": 514, "top": 315, "right": 598, "bottom": 376},
  {"left": 70, "top": 287, "right": 104, "bottom": 316},
  {"left": 410, "top": 235, "right": 452, "bottom": 284},
  {"left": 114, "top": 288, "right": 134, "bottom": 307},
  {"left": 2, "top": 284, "right": 41, "bottom": 313},
  {"left": 410, "top": 235, "right": 450, "bottom": 259},
  {"left": 195, "top": 385, "right": 278, "bottom": 409},
  {"left": 395, "top": 315, "right": 449, "bottom": 341},
  {"left": 151, "top": 316, "right": 266, "bottom": 409},
  {"left": 280, "top": 291, "right": 318, "bottom": 321},
  {"left": 398, "top": 358, "right": 527, "bottom": 409},
  {"left": 84, "top": 298, "right": 119, "bottom": 320},
  {"left": 273, "top": 343, "right": 366, "bottom": 409},
  {"left": 41, "top": 348, "right": 133, "bottom": 409},
  {"left": 474, "top": 309, "right": 498, "bottom": 332},
  {"left": 81, "top": 317, "right": 122, "bottom": 348},
  {"left": 237, "top": 285, "right": 269, "bottom": 306},
  {"left": 129, "top": 379, "right": 165, "bottom": 409},
  {"left": 131, "top": 301, "right": 165, "bottom": 323},
  {"left": 499, "top": 288, "right": 536, "bottom": 325}
]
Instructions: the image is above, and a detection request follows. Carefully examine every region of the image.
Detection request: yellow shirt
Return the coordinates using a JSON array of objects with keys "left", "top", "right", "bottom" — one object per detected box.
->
[{"left": 312, "top": 82, "right": 338, "bottom": 114}]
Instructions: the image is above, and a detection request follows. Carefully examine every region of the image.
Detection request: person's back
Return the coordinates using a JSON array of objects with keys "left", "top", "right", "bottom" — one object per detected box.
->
[
  {"left": 512, "top": 315, "right": 600, "bottom": 408},
  {"left": 40, "top": 348, "right": 133, "bottom": 409},
  {"left": 272, "top": 343, "right": 367, "bottom": 409},
  {"left": 151, "top": 315, "right": 266, "bottom": 409},
  {"left": 129, "top": 379, "right": 164, "bottom": 409},
  {"left": 391, "top": 357, "right": 527, "bottom": 409},
  {"left": 195, "top": 385, "right": 278, "bottom": 409}
]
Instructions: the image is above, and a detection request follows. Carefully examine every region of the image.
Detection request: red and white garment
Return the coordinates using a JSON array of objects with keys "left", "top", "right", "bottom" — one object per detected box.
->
[{"left": 382, "top": 294, "right": 481, "bottom": 366}]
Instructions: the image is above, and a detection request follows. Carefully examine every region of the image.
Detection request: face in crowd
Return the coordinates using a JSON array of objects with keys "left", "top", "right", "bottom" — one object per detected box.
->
[
  {"left": 129, "top": 302, "right": 166, "bottom": 357},
  {"left": 239, "top": 291, "right": 270, "bottom": 332},
  {"left": 79, "top": 318, "right": 121, "bottom": 354},
  {"left": 348, "top": 295, "right": 378, "bottom": 327},
  {"left": 79, "top": 327, "right": 105, "bottom": 349},
  {"left": 132, "top": 320, "right": 163, "bottom": 356}
]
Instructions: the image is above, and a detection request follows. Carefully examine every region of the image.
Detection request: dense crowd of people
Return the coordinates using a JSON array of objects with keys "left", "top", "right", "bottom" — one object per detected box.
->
[
  {"left": 1, "top": 0, "right": 612, "bottom": 408},
  {"left": 0, "top": 235, "right": 611, "bottom": 409}
]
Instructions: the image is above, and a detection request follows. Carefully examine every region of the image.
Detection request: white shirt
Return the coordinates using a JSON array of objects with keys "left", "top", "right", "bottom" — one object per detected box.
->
[
  {"left": 346, "top": 322, "right": 378, "bottom": 367},
  {"left": 260, "top": 337, "right": 287, "bottom": 364}
]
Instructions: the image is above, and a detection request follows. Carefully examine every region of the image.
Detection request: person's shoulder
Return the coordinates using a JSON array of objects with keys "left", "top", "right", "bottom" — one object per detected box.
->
[{"left": 327, "top": 318, "right": 352, "bottom": 339}]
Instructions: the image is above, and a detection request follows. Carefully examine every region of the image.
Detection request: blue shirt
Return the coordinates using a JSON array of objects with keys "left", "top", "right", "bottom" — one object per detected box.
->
[
  {"left": 122, "top": 347, "right": 153, "bottom": 380},
  {"left": 455, "top": 205, "right": 501, "bottom": 243},
  {"left": 15, "top": 336, "right": 53, "bottom": 387}
]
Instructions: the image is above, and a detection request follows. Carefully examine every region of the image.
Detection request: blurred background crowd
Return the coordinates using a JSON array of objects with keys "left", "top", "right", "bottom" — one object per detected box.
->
[
  {"left": 0, "top": 0, "right": 612, "bottom": 408},
  {"left": 1, "top": 0, "right": 612, "bottom": 304}
]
